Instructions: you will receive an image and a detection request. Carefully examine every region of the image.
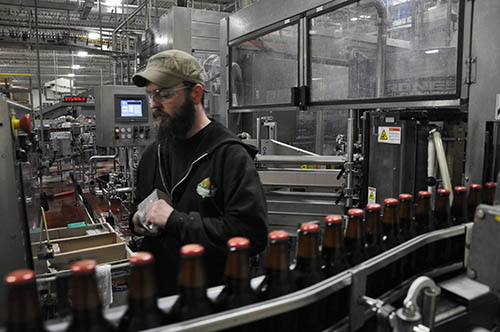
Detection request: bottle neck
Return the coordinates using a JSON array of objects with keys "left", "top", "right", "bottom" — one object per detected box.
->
[
  {"left": 323, "top": 223, "right": 345, "bottom": 249},
  {"left": 416, "top": 197, "right": 432, "bottom": 232},
  {"left": 179, "top": 257, "right": 206, "bottom": 289},
  {"left": 71, "top": 274, "right": 102, "bottom": 312},
  {"left": 129, "top": 264, "right": 157, "bottom": 302},
  {"left": 267, "top": 241, "right": 290, "bottom": 271},
  {"left": 468, "top": 190, "right": 481, "bottom": 206},
  {"left": 296, "top": 231, "right": 321, "bottom": 272},
  {"left": 346, "top": 216, "right": 364, "bottom": 243},
  {"left": 434, "top": 195, "right": 451, "bottom": 228},
  {"left": 383, "top": 206, "right": 399, "bottom": 233},
  {"left": 399, "top": 200, "right": 412, "bottom": 236},
  {"left": 6, "top": 284, "right": 43, "bottom": 326},
  {"left": 484, "top": 187, "right": 496, "bottom": 204},
  {"left": 365, "top": 211, "right": 382, "bottom": 245},
  {"left": 224, "top": 250, "right": 250, "bottom": 280},
  {"left": 297, "top": 231, "right": 320, "bottom": 259}
]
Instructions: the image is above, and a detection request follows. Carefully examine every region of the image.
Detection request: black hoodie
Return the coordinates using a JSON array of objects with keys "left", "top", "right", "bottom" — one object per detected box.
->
[{"left": 131, "top": 121, "right": 268, "bottom": 296}]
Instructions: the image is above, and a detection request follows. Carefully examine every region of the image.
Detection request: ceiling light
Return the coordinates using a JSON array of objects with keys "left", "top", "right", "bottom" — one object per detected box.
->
[
  {"left": 350, "top": 17, "right": 359, "bottom": 22},
  {"left": 72, "top": 65, "right": 81, "bottom": 69},
  {"left": 67, "top": 73, "right": 75, "bottom": 77},
  {"left": 77, "top": 51, "right": 88, "bottom": 57},
  {"left": 425, "top": 49, "right": 439, "bottom": 54},
  {"left": 88, "top": 32, "right": 100, "bottom": 39}
]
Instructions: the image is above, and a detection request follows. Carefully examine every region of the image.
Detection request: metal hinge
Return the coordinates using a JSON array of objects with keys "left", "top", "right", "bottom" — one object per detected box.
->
[
  {"left": 225, "top": 89, "right": 229, "bottom": 102},
  {"left": 225, "top": 54, "right": 229, "bottom": 66},
  {"left": 465, "top": 57, "right": 477, "bottom": 84}
]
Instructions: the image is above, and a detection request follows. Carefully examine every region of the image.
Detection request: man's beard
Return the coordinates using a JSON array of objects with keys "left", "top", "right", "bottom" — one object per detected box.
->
[{"left": 153, "top": 92, "right": 196, "bottom": 143}]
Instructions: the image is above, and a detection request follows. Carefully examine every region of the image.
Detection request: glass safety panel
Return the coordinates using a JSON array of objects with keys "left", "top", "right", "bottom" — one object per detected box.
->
[
  {"left": 309, "top": 0, "right": 461, "bottom": 102},
  {"left": 230, "top": 24, "right": 299, "bottom": 107}
]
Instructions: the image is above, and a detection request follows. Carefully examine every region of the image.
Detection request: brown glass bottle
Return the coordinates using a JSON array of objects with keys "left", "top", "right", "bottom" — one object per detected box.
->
[
  {"left": 451, "top": 186, "right": 467, "bottom": 225},
  {"left": 5, "top": 269, "right": 47, "bottom": 332},
  {"left": 66, "top": 260, "right": 116, "bottom": 332},
  {"left": 483, "top": 182, "right": 497, "bottom": 205},
  {"left": 257, "top": 231, "right": 296, "bottom": 298},
  {"left": 382, "top": 198, "right": 405, "bottom": 287},
  {"left": 434, "top": 189, "right": 453, "bottom": 266},
  {"left": 415, "top": 191, "right": 434, "bottom": 235},
  {"left": 382, "top": 198, "right": 402, "bottom": 249},
  {"left": 399, "top": 194, "right": 415, "bottom": 241},
  {"left": 415, "top": 191, "right": 435, "bottom": 272},
  {"left": 216, "top": 237, "right": 259, "bottom": 311},
  {"left": 322, "top": 215, "right": 350, "bottom": 275},
  {"left": 291, "top": 222, "right": 325, "bottom": 332},
  {"left": 118, "top": 252, "right": 169, "bottom": 331},
  {"left": 169, "top": 244, "right": 215, "bottom": 322},
  {"left": 257, "top": 231, "right": 298, "bottom": 332},
  {"left": 364, "top": 204, "right": 385, "bottom": 258},
  {"left": 434, "top": 189, "right": 452, "bottom": 230},
  {"left": 345, "top": 209, "right": 367, "bottom": 266},
  {"left": 467, "top": 184, "right": 482, "bottom": 221}
]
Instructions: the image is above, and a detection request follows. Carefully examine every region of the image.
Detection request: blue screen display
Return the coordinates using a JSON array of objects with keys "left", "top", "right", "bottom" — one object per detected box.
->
[{"left": 120, "top": 99, "right": 143, "bottom": 117}]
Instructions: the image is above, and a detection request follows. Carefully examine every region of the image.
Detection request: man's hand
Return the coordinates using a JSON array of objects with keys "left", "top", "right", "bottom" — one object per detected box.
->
[
  {"left": 145, "top": 199, "right": 173, "bottom": 229},
  {"left": 132, "top": 200, "right": 173, "bottom": 236}
]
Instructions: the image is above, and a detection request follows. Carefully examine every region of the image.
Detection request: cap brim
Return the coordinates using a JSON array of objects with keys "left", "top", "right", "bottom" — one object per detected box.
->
[{"left": 132, "top": 70, "right": 184, "bottom": 88}]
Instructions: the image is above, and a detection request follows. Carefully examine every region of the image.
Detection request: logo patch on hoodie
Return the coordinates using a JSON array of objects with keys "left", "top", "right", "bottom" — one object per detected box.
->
[{"left": 197, "top": 177, "right": 216, "bottom": 198}]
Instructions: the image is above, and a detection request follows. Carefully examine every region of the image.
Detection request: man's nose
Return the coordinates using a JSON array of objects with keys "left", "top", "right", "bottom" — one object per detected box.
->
[{"left": 150, "top": 97, "right": 161, "bottom": 109}]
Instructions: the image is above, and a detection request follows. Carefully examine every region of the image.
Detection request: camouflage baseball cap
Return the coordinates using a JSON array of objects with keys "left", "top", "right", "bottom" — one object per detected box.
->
[{"left": 132, "top": 49, "right": 206, "bottom": 88}]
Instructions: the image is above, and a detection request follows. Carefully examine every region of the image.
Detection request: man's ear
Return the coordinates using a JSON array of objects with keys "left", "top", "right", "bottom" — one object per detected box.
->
[{"left": 191, "top": 84, "right": 204, "bottom": 105}]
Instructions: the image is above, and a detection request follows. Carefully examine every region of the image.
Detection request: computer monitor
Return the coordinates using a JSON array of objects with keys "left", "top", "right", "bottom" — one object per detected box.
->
[{"left": 114, "top": 94, "right": 148, "bottom": 123}]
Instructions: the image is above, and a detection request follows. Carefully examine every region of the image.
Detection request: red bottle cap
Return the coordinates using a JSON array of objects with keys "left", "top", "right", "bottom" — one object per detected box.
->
[
  {"left": 384, "top": 198, "right": 398, "bottom": 206},
  {"left": 180, "top": 244, "right": 204, "bottom": 257},
  {"left": 5, "top": 269, "right": 35, "bottom": 286},
  {"left": 348, "top": 208, "right": 364, "bottom": 217},
  {"left": 129, "top": 252, "right": 154, "bottom": 266},
  {"left": 470, "top": 184, "right": 482, "bottom": 190},
  {"left": 437, "top": 188, "right": 451, "bottom": 196},
  {"left": 71, "top": 260, "right": 96, "bottom": 276},
  {"left": 300, "top": 222, "right": 319, "bottom": 233},
  {"left": 418, "top": 191, "right": 431, "bottom": 198},
  {"left": 454, "top": 186, "right": 467, "bottom": 192},
  {"left": 227, "top": 237, "right": 250, "bottom": 249},
  {"left": 366, "top": 203, "right": 382, "bottom": 211},
  {"left": 324, "top": 214, "right": 343, "bottom": 224},
  {"left": 268, "top": 230, "right": 289, "bottom": 241},
  {"left": 399, "top": 193, "right": 413, "bottom": 200},
  {"left": 485, "top": 182, "right": 497, "bottom": 188}
]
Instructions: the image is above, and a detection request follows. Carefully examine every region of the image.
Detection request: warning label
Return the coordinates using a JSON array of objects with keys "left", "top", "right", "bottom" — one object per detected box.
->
[
  {"left": 368, "top": 187, "right": 376, "bottom": 204},
  {"left": 378, "top": 126, "right": 401, "bottom": 144}
]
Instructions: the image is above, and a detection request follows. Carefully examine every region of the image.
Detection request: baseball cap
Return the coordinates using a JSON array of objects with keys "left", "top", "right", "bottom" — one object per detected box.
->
[{"left": 132, "top": 49, "right": 207, "bottom": 88}]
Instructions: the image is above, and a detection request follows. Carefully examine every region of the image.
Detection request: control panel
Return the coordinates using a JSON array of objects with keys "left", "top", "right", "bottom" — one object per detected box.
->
[{"left": 95, "top": 86, "right": 154, "bottom": 147}]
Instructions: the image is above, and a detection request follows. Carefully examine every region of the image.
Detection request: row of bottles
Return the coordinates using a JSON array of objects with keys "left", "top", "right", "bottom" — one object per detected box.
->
[{"left": 6, "top": 183, "right": 495, "bottom": 331}]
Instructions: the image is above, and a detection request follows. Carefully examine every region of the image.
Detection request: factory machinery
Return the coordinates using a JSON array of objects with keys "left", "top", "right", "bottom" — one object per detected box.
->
[{"left": 3, "top": 0, "right": 500, "bottom": 330}]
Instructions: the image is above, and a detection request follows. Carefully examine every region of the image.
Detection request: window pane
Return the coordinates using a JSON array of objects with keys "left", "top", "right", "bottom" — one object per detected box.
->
[
  {"left": 309, "top": 0, "right": 460, "bottom": 102},
  {"left": 230, "top": 24, "right": 298, "bottom": 107}
]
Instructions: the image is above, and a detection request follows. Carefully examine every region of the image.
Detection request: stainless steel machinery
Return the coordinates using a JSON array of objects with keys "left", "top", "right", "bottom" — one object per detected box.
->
[{"left": 0, "top": 96, "right": 37, "bottom": 324}]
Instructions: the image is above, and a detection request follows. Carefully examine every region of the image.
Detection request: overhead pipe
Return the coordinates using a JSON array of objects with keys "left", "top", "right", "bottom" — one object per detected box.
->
[{"left": 373, "top": 0, "right": 388, "bottom": 98}]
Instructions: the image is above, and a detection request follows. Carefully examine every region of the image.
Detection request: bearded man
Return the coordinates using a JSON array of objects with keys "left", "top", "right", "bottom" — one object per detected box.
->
[{"left": 130, "top": 49, "right": 268, "bottom": 296}]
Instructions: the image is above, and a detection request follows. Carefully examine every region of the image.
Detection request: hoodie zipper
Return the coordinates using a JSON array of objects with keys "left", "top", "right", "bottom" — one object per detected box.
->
[
  {"left": 171, "top": 153, "right": 209, "bottom": 201},
  {"left": 157, "top": 143, "right": 209, "bottom": 202}
]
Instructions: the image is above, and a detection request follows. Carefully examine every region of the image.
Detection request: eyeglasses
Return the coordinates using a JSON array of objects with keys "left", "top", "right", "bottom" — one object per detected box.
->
[{"left": 146, "top": 86, "right": 190, "bottom": 103}]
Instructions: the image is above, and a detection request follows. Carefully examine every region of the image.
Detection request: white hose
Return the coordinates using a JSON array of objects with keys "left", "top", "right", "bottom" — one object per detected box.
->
[
  {"left": 427, "top": 137, "right": 436, "bottom": 195},
  {"left": 432, "top": 130, "right": 454, "bottom": 205}
]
